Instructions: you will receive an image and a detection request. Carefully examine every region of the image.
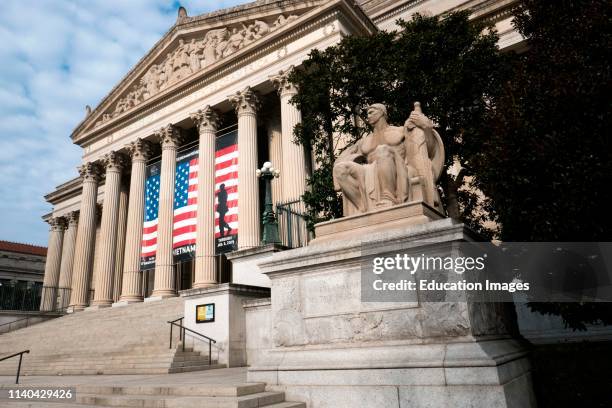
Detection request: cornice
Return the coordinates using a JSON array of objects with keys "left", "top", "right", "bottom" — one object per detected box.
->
[
  {"left": 44, "top": 177, "right": 82, "bottom": 205},
  {"left": 74, "top": 0, "right": 376, "bottom": 151},
  {"left": 370, "top": 0, "right": 518, "bottom": 25}
]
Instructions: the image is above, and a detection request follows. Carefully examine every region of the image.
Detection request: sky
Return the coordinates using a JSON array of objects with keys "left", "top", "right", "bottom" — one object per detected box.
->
[{"left": 0, "top": 0, "right": 249, "bottom": 246}]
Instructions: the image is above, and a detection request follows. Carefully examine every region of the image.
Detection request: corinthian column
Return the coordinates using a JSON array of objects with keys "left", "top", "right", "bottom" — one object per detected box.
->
[
  {"left": 191, "top": 106, "right": 220, "bottom": 288},
  {"left": 90, "top": 206, "right": 102, "bottom": 303},
  {"left": 119, "top": 138, "right": 151, "bottom": 303},
  {"left": 112, "top": 179, "right": 129, "bottom": 301},
  {"left": 270, "top": 66, "right": 307, "bottom": 202},
  {"left": 151, "top": 125, "right": 184, "bottom": 298},
  {"left": 69, "top": 162, "right": 102, "bottom": 312},
  {"left": 57, "top": 211, "right": 78, "bottom": 310},
  {"left": 229, "top": 87, "right": 260, "bottom": 249},
  {"left": 40, "top": 217, "right": 66, "bottom": 312},
  {"left": 267, "top": 115, "right": 283, "bottom": 206},
  {"left": 92, "top": 151, "right": 127, "bottom": 307}
]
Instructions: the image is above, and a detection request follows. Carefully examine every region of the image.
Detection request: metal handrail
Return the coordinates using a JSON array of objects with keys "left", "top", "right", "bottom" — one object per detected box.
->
[
  {"left": 167, "top": 319, "right": 216, "bottom": 365},
  {"left": 0, "top": 350, "right": 30, "bottom": 384}
]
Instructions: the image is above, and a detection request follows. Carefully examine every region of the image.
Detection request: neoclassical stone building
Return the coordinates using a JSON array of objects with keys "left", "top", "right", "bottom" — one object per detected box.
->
[{"left": 40, "top": 0, "right": 522, "bottom": 312}]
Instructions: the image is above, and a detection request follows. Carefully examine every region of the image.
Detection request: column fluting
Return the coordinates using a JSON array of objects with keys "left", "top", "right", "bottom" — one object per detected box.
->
[
  {"left": 68, "top": 162, "right": 102, "bottom": 312},
  {"left": 229, "top": 86, "right": 260, "bottom": 250},
  {"left": 120, "top": 138, "right": 152, "bottom": 302},
  {"left": 92, "top": 151, "right": 126, "bottom": 307},
  {"left": 89, "top": 207, "right": 102, "bottom": 303},
  {"left": 112, "top": 178, "right": 129, "bottom": 301},
  {"left": 191, "top": 106, "right": 220, "bottom": 288},
  {"left": 57, "top": 211, "right": 78, "bottom": 310},
  {"left": 40, "top": 217, "right": 66, "bottom": 312},
  {"left": 151, "top": 125, "right": 183, "bottom": 298},
  {"left": 267, "top": 115, "right": 283, "bottom": 206},
  {"left": 270, "top": 66, "right": 307, "bottom": 202}
]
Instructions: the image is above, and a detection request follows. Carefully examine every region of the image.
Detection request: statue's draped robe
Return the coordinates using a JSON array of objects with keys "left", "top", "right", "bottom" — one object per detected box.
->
[{"left": 334, "top": 127, "right": 444, "bottom": 216}]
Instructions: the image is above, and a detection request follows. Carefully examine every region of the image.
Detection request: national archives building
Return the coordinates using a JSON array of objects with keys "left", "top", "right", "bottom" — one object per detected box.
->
[{"left": 39, "top": 0, "right": 523, "bottom": 313}]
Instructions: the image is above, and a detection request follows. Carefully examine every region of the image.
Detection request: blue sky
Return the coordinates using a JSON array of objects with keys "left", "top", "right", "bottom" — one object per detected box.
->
[{"left": 0, "top": 0, "right": 248, "bottom": 246}]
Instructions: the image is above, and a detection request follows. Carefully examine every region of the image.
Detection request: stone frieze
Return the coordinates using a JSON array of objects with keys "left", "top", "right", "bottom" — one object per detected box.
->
[{"left": 95, "top": 14, "right": 299, "bottom": 128}]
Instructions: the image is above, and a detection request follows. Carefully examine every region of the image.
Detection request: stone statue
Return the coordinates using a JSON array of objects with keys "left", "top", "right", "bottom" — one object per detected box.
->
[
  {"left": 222, "top": 28, "right": 245, "bottom": 57},
  {"left": 141, "top": 65, "right": 160, "bottom": 99},
  {"left": 333, "top": 102, "right": 445, "bottom": 216}
]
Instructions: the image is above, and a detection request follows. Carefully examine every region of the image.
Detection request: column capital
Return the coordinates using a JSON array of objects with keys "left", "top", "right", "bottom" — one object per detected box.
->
[
  {"left": 154, "top": 124, "right": 184, "bottom": 149},
  {"left": 126, "top": 138, "right": 152, "bottom": 162},
  {"left": 270, "top": 65, "right": 298, "bottom": 97},
  {"left": 191, "top": 105, "right": 220, "bottom": 133},
  {"left": 67, "top": 211, "right": 79, "bottom": 227},
  {"left": 102, "top": 151, "right": 128, "bottom": 172},
  {"left": 229, "top": 86, "right": 260, "bottom": 116},
  {"left": 78, "top": 162, "right": 103, "bottom": 183},
  {"left": 48, "top": 217, "right": 67, "bottom": 231}
]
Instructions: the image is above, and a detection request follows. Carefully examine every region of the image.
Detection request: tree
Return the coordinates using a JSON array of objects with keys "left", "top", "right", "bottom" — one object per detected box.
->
[
  {"left": 472, "top": 0, "right": 612, "bottom": 329},
  {"left": 289, "top": 11, "right": 505, "bottom": 234}
]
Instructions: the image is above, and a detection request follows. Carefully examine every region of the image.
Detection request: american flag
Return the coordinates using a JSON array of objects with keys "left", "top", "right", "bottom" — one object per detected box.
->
[
  {"left": 141, "top": 166, "right": 160, "bottom": 258},
  {"left": 215, "top": 144, "right": 238, "bottom": 238},
  {"left": 173, "top": 157, "right": 198, "bottom": 248},
  {"left": 140, "top": 154, "right": 198, "bottom": 259}
]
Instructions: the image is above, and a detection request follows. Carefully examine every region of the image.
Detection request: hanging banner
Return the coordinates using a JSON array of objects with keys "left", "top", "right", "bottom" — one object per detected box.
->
[
  {"left": 140, "top": 146, "right": 199, "bottom": 270},
  {"left": 140, "top": 161, "right": 161, "bottom": 270},
  {"left": 215, "top": 130, "right": 238, "bottom": 254},
  {"left": 172, "top": 146, "right": 199, "bottom": 263}
]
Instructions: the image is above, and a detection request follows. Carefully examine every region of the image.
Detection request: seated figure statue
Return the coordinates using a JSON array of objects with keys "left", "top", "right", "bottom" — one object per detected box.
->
[{"left": 333, "top": 102, "right": 445, "bottom": 216}]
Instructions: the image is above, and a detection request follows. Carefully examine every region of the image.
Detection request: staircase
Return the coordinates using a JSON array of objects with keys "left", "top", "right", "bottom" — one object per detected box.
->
[
  {"left": 0, "top": 297, "right": 222, "bottom": 375},
  {"left": 0, "top": 369, "right": 306, "bottom": 407}
]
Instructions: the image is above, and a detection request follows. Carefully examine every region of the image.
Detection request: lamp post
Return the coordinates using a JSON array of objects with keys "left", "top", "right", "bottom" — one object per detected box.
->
[{"left": 257, "top": 161, "right": 281, "bottom": 245}]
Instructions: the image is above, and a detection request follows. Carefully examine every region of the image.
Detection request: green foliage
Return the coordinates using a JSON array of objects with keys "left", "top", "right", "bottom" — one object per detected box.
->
[
  {"left": 289, "top": 11, "right": 505, "bottom": 232},
  {"left": 289, "top": 2, "right": 611, "bottom": 329},
  {"left": 471, "top": 0, "right": 612, "bottom": 329}
]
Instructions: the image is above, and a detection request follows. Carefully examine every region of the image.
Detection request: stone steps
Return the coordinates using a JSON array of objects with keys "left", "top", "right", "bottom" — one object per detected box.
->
[
  {"left": 0, "top": 297, "right": 223, "bottom": 375},
  {"left": 75, "top": 391, "right": 285, "bottom": 407},
  {"left": 0, "top": 381, "right": 306, "bottom": 408}
]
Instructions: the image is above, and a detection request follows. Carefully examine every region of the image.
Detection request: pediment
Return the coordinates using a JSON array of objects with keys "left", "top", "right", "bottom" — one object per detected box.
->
[{"left": 74, "top": 1, "right": 325, "bottom": 140}]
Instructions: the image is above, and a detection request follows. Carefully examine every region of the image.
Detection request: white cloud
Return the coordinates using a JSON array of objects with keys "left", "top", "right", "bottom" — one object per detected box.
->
[{"left": 0, "top": 0, "right": 249, "bottom": 245}]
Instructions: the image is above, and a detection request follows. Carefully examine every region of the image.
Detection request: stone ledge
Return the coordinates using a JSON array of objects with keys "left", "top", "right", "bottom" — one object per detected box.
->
[
  {"left": 312, "top": 201, "right": 445, "bottom": 244},
  {"left": 243, "top": 297, "right": 272, "bottom": 309},
  {"left": 225, "top": 243, "right": 288, "bottom": 260},
  {"left": 180, "top": 282, "right": 270, "bottom": 298}
]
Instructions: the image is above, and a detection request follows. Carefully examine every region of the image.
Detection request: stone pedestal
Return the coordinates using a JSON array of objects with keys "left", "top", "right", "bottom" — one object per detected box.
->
[
  {"left": 246, "top": 218, "right": 536, "bottom": 408},
  {"left": 226, "top": 244, "right": 286, "bottom": 288},
  {"left": 312, "top": 200, "right": 444, "bottom": 244},
  {"left": 181, "top": 283, "right": 270, "bottom": 367}
]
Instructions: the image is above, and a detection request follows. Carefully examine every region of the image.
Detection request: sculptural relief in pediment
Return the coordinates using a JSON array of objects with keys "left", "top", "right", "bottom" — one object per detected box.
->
[{"left": 94, "top": 14, "right": 299, "bottom": 128}]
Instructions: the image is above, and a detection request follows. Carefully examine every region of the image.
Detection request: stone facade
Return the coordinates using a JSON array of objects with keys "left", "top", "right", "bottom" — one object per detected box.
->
[
  {"left": 34, "top": 1, "right": 535, "bottom": 406},
  {"left": 41, "top": 0, "right": 523, "bottom": 309}
]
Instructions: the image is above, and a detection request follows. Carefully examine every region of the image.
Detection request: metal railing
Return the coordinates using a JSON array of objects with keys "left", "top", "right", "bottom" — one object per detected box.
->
[
  {"left": 39, "top": 287, "right": 71, "bottom": 313},
  {"left": 0, "top": 350, "right": 30, "bottom": 384},
  {"left": 276, "top": 199, "right": 311, "bottom": 248},
  {"left": 167, "top": 318, "right": 216, "bottom": 365},
  {"left": 0, "top": 285, "right": 42, "bottom": 311}
]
